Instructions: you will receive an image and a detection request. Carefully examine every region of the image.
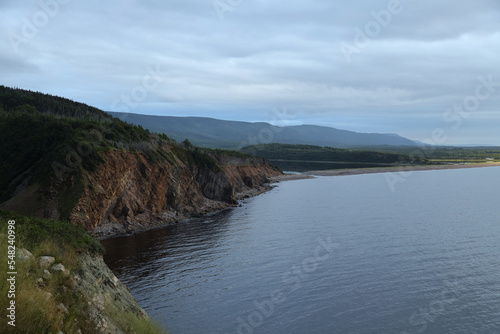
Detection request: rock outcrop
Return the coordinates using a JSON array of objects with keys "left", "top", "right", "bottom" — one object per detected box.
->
[
  {"left": 67, "top": 147, "right": 281, "bottom": 237},
  {"left": 1, "top": 130, "right": 281, "bottom": 237},
  {"left": 16, "top": 248, "right": 153, "bottom": 334},
  {"left": 74, "top": 252, "right": 151, "bottom": 334}
]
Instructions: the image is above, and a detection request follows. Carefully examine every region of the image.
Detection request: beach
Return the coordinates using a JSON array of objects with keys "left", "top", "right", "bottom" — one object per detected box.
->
[{"left": 270, "top": 162, "right": 500, "bottom": 181}]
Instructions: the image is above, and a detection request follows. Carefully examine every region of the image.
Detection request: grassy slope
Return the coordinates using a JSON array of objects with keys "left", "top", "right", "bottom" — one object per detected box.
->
[{"left": 0, "top": 211, "right": 166, "bottom": 333}]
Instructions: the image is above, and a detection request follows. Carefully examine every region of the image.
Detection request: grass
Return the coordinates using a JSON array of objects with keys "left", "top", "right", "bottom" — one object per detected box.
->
[
  {"left": 0, "top": 212, "right": 168, "bottom": 333},
  {"left": 105, "top": 299, "right": 168, "bottom": 334},
  {"left": 0, "top": 211, "right": 103, "bottom": 254},
  {"left": 0, "top": 233, "right": 79, "bottom": 333}
]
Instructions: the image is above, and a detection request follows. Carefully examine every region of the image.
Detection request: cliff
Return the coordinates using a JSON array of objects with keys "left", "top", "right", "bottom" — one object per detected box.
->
[
  {"left": 2, "top": 142, "right": 281, "bottom": 238},
  {"left": 69, "top": 147, "right": 281, "bottom": 237}
]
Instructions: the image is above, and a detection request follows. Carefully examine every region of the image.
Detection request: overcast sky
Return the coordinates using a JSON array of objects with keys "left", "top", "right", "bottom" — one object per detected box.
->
[{"left": 1, "top": 0, "right": 499, "bottom": 145}]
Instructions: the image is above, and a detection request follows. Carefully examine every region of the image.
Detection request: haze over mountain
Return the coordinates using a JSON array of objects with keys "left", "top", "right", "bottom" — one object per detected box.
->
[{"left": 109, "top": 112, "right": 419, "bottom": 149}]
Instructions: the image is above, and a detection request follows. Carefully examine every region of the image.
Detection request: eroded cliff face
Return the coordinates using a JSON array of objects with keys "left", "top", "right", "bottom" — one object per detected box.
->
[
  {"left": 1, "top": 140, "right": 281, "bottom": 237},
  {"left": 70, "top": 148, "right": 281, "bottom": 237}
]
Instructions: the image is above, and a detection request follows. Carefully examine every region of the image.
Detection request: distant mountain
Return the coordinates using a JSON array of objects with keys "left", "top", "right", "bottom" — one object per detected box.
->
[{"left": 109, "top": 112, "right": 419, "bottom": 149}]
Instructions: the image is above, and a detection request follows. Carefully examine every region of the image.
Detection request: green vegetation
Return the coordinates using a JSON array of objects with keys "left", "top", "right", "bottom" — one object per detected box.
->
[
  {"left": 0, "top": 211, "right": 103, "bottom": 253},
  {"left": 0, "top": 211, "right": 167, "bottom": 333},
  {"left": 0, "top": 211, "right": 92, "bottom": 333},
  {"left": 0, "top": 106, "right": 151, "bottom": 205},
  {"left": 0, "top": 85, "right": 112, "bottom": 121},
  {"left": 241, "top": 143, "right": 429, "bottom": 171},
  {"left": 205, "top": 147, "right": 253, "bottom": 159},
  {"left": 0, "top": 111, "right": 161, "bottom": 221},
  {"left": 356, "top": 146, "right": 500, "bottom": 163},
  {"left": 168, "top": 140, "right": 221, "bottom": 172}
]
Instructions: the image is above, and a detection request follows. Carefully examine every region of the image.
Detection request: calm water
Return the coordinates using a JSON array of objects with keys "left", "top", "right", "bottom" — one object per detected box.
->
[{"left": 102, "top": 167, "right": 500, "bottom": 334}]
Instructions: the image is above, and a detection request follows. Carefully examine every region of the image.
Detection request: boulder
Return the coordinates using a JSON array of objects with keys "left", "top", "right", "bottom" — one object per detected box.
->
[
  {"left": 50, "top": 263, "right": 70, "bottom": 276},
  {"left": 39, "top": 256, "right": 55, "bottom": 268},
  {"left": 17, "top": 248, "right": 33, "bottom": 260}
]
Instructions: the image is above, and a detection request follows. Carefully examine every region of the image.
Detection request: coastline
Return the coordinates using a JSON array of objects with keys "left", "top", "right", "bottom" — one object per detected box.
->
[
  {"left": 97, "top": 183, "right": 277, "bottom": 240},
  {"left": 269, "top": 173, "right": 316, "bottom": 182},
  {"left": 269, "top": 162, "right": 500, "bottom": 182},
  {"left": 304, "top": 162, "right": 500, "bottom": 177}
]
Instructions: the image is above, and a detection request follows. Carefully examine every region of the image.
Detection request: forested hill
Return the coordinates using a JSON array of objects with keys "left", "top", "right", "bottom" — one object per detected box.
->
[
  {"left": 241, "top": 143, "right": 430, "bottom": 171},
  {"left": 0, "top": 86, "right": 153, "bottom": 204},
  {"left": 0, "top": 85, "right": 112, "bottom": 121}
]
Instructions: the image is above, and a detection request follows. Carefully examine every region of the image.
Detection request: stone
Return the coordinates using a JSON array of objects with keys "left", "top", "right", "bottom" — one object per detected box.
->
[
  {"left": 43, "top": 269, "right": 52, "bottom": 279},
  {"left": 50, "top": 263, "right": 70, "bottom": 276},
  {"left": 36, "top": 278, "right": 45, "bottom": 288},
  {"left": 56, "top": 303, "right": 69, "bottom": 315},
  {"left": 17, "top": 248, "right": 33, "bottom": 260},
  {"left": 39, "top": 256, "right": 55, "bottom": 268}
]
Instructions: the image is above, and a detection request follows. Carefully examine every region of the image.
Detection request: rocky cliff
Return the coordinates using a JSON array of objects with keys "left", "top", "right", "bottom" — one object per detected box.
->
[
  {"left": 2, "top": 141, "right": 281, "bottom": 237},
  {"left": 6, "top": 248, "right": 160, "bottom": 334},
  {"left": 70, "top": 146, "right": 281, "bottom": 237}
]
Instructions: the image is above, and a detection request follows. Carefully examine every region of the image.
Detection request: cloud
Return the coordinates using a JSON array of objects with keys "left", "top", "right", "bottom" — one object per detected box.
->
[{"left": 0, "top": 0, "right": 499, "bottom": 145}]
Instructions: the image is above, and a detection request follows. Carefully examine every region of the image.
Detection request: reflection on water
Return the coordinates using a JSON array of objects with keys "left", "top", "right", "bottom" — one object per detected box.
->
[
  {"left": 103, "top": 209, "right": 235, "bottom": 282},
  {"left": 102, "top": 167, "right": 500, "bottom": 334}
]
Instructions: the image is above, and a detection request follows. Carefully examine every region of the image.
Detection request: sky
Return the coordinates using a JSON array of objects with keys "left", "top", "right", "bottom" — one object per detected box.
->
[{"left": 1, "top": 0, "right": 500, "bottom": 145}]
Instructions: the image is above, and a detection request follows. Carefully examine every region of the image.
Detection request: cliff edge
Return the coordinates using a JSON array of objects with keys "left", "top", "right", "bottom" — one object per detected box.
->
[{"left": 0, "top": 212, "right": 166, "bottom": 333}]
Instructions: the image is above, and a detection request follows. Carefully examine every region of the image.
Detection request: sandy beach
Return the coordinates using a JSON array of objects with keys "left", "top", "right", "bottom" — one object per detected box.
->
[{"left": 270, "top": 162, "right": 500, "bottom": 182}]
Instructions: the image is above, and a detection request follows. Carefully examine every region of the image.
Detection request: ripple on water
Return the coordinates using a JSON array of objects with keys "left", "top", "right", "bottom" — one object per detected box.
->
[{"left": 102, "top": 167, "right": 500, "bottom": 334}]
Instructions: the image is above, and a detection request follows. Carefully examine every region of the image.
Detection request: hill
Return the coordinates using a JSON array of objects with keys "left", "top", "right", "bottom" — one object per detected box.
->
[
  {"left": 109, "top": 112, "right": 419, "bottom": 149},
  {"left": 0, "top": 85, "right": 112, "bottom": 121},
  {"left": 0, "top": 86, "right": 281, "bottom": 236},
  {"left": 241, "top": 143, "right": 429, "bottom": 172}
]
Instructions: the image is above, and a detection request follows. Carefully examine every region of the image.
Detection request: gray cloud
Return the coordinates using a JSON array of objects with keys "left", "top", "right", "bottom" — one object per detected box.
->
[{"left": 1, "top": 0, "right": 499, "bottom": 145}]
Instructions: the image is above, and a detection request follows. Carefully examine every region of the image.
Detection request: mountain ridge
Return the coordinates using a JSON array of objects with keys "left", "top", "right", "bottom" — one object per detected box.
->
[{"left": 109, "top": 112, "right": 419, "bottom": 149}]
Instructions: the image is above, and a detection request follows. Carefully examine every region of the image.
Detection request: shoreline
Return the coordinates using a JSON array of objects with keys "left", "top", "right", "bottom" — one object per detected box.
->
[
  {"left": 97, "top": 183, "right": 276, "bottom": 241},
  {"left": 269, "top": 174, "right": 315, "bottom": 182},
  {"left": 304, "top": 162, "right": 500, "bottom": 177},
  {"left": 268, "top": 162, "right": 500, "bottom": 182}
]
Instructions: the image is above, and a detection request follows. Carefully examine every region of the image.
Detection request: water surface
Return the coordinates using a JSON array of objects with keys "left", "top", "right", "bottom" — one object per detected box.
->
[{"left": 102, "top": 167, "right": 500, "bottom": 333}]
